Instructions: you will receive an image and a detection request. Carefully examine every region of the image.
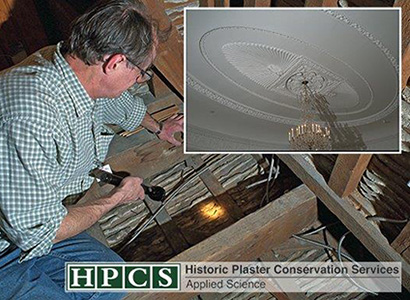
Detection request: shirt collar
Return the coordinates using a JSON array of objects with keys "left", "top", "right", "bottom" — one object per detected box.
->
[{"left": 54, "top": 42, "right": 94, "bottom": 117}]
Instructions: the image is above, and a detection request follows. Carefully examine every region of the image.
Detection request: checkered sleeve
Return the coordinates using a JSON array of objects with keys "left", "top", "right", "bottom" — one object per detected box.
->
[
  {"left": 100, "top": 91, "right": 147, "bottom": 131},
  {"left": 0, "top": 118, "right": 67, "bottom": 262}
]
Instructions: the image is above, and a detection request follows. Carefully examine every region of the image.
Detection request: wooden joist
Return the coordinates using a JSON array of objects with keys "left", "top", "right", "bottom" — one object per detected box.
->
[
  {"left": 328, "top": 154, "right": 372, "bottom": 198},
  {"left": 277, "top": 154, "right": 410, "bottom": 291},
  {"left": 141, "top": 0, "right": 184, "bottom": 97},
  {"left": 305, "top": 0, "right": 338, "bottom": 7},
  {"left": 124, "top": 184, "right": 317, "bottom": 300},
  {"left": 392, "top": 222, "right": 410, "bottom": 262},
  {"left": 395, "top": 0, "right": 410, "bottom": 88}
]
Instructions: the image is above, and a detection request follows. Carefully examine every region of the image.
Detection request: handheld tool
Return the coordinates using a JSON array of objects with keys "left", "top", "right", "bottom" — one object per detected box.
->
[{"left": 89, "top": 168, "right": 166, "bottom": 201}]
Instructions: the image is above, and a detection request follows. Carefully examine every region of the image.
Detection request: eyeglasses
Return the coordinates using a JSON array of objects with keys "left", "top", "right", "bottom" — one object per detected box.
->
[{"left": 126, "top": 57, "right": 154, "bottom": 83}]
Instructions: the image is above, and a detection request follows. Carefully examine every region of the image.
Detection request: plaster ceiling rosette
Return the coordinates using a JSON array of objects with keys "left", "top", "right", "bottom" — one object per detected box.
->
[{"left": 186, "top": 9, "right": 399, "bottom": 151}]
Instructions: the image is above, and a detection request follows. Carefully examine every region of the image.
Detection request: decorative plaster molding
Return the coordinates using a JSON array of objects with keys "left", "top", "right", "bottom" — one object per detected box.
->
[
  {"left": 222, "top": 42, "right": 344, "bottom": 98},
  {"left": 187, "top": 74, "right": 398, "bottom": 127},
  {"left": 222, "top": 43, "right": 300, "bottom": 91},
  {"left": 196, "top": 25, "right": 398, "bottom": 126},
  {"left": 187, "top": 75, "right": 299, "bottom": 126},
  {"left": 199, "top": 26, "right": 376, "bottom": 115},
  {"left": 324, "top": 10, "right": 399, "bottom": 73}
]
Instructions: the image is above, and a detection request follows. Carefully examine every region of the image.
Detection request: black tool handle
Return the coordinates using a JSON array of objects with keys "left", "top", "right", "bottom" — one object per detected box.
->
[{"left": 96, "top": 170, "right": 165, "bottom": 201}]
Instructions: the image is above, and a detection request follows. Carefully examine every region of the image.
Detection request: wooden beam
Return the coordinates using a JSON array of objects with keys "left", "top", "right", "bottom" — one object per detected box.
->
[
  {"left": 322, "top": 0, "right": 338, "bottom": 6},
  {"left": 392, "top": 222, "right": 410, "bottom": 260},
  {"left": 141, "top": 0, "right": 183, "bottom": 96},
  {"left": 328, "top": 154, "right": 372, "bottom": 198},
  {"left": 395, "top": 0, "right": 410, "bottom": 88},
  {"left": 277, "top": 154, "right": 410, "bottom": 291},
  {"left": 255, "top": 0, "right": 271, "bottom": 7},
  {"left": 305, "top": 0, "right": 338, "bottom": 7},
  {"left": 397, "top": 0, "right": 410, "bottom": 87},
  {"left": 124, "top": 184, "right": 317, "bottom": 300}
]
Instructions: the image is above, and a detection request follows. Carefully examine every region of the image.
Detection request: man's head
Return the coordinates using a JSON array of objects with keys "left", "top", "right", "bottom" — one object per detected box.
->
[
  {"left": 67, "top": 0, "right": 157, "bottom": 67},
  {"left": 66, "top": 0, "right": 163, "bottom": 98}
]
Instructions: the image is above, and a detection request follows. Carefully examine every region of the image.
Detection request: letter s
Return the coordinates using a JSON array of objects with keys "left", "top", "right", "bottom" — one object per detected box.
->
[{"left": 159, "top": 268, "right": 173, "bottom": 287}]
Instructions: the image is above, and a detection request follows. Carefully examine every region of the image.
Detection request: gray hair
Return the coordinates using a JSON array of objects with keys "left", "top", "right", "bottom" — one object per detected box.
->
[{"left": 66, "top": 0, "right": 161, "bottom": 66}]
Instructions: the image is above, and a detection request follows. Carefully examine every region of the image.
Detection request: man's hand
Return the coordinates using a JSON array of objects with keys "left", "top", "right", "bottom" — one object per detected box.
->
[
  {"left": 54, "top": 176, "right": 145, "bottom": 243},
  {"left": 112, "top": 176, "right": 145, "bottom": 205},
  {"left": 158, "top": 114, "right": 184, "bottom": 146}
]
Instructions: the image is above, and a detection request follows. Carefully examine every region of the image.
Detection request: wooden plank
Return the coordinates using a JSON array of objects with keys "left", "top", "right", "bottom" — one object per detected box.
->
[
  {"left": 255, "top": 0, "right": 271, "bottom": 7},
  {"left": 322, "top": 0, "right": 339, "bottom": 6},
  {"left": 395, "top": 0, "right": 410, "bottom": 88},
  {"left": 124, "top": 184, "right": 318, "bottom": 300},
  {"left": 391, "top": 222, "right": 410, "bottom": 255},
  {"left": 199, "top": 0, "right": 215, "bottom": 7},
  {"left": 141, "top": 0, "right": 183, "bottom": 97},
  {"left": 305, "top": 0, "right": 338, "bottom": 6},
  {"left": 328, "top": 154, "right": 372, "bottom": 198},
  {"left": 277, "top": 154, "right": 410, "bottom": 291},
  {"left": 186, "top": 156, "right": 245, "bottom": 221},
  {"left": 170, "top": 185, "right": 316, "bottom": 262},
  {"left": 402, "top": 43, "right": 410, "bottom": 89}
]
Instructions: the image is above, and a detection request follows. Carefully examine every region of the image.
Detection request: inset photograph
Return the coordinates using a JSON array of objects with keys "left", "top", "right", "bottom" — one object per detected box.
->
[{"left": 185, "top": 9, "right": 400, "bottom": 153}]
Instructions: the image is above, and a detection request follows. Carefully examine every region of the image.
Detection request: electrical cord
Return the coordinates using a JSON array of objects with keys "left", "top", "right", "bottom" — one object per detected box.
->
[
  {"left": 337, "top": 231, "right": 378, "bottom": 296},
  {"left": 118, "top": 156, "right": 218, "bottom": 252},
  {"left": 293, "top": 215, "right": 408, "bottom": 296},
  {"left": 259, "top": 156, "right": 280, "bottom": 208}
]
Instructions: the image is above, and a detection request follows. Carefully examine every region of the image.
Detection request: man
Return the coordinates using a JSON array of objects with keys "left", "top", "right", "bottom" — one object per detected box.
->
[{"left": 0, "top": 0, "right": 182, "bottom": 299}]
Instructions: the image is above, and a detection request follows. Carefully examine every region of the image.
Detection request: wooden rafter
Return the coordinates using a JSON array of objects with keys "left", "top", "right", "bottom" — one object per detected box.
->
[
  {"left": 392, "top": 222, "right": 410, "bottom": 262},
  {"left": 395, "top": 0, "right": 410, "bottom": 88},
  {"left": 305, "top": 0, "right": 338, "bottom": 7},
  {"left": 277, "top": 154, "right": 410, "bottom": 291},
  {"left": 141, "top": 0, "right": 183, "bottom": 97},
  {"left": 328, "top": 154, "right": 372, "bottom": 198},
  {"left": 124, "top": 184, "right": 318, "bottom": 300}
]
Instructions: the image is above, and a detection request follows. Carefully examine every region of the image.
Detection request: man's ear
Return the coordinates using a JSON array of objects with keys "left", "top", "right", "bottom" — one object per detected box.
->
[{"left": 102, "top": 54, "right": 126, "bottom": 74}]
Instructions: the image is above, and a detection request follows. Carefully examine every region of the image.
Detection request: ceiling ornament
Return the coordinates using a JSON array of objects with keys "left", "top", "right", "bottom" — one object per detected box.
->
[
  {"left": 222, "top": 43, "right": 300, "bottom": 90},
  {"left": 222, "top": 43, "right": 343, "bottom": 99},
  {"left": 289, "top": 81, "right": 331, "bottom": 151},
  {"left": 194, "top": 23, "right": 398, "bottom": 127}
]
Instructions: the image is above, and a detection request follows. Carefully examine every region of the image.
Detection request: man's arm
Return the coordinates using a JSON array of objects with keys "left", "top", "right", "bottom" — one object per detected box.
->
[
  {"left": 54, "top": 177, "right": 144, "bottom": 243},
  {"left": 141, "top": 112, "right": 184, "bottom": 146}
]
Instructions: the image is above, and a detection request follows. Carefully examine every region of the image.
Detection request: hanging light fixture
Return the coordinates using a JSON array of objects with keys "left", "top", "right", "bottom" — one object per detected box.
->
[{"left": 289, "top": 80, "right": 331, "bottom": 150}]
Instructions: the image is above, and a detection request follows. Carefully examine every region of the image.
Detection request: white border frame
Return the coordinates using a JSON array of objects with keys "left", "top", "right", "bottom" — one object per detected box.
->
[{"left": 183, "top": 7, "right": 402, "bottom": 155}]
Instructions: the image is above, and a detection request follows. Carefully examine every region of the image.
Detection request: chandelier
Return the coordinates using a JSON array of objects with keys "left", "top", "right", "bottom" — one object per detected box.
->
[{"left": 289, "top": 80, "right": 331, "bottom": 150}]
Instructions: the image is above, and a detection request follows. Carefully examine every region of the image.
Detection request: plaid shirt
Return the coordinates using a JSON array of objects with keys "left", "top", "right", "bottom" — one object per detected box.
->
[{"left": 0, "top": 43, "right": 147, "bottom": 261}]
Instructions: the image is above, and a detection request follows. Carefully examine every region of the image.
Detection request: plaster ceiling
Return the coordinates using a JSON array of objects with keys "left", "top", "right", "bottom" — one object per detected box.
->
[{"left": 185, "top": 9, "right": 400, "bottom": 152}]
